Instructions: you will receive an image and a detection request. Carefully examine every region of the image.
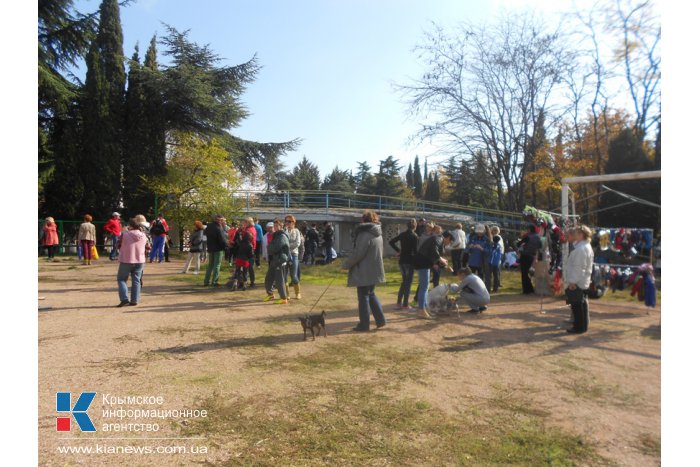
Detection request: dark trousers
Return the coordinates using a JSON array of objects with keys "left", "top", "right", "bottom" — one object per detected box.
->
[
  {"left": 432, "top": 267, "right": 441, "bottom": 287},
  {"left": 470, "top": 265, "right": 484, "bottom": 279},
  {"left": 398, "top": 263, "right": 414, "bottom": 306},
  {"left": 235, "top": 265, "right": 248, "bottom": 286},
  {"left": 567, "top": 287, "right": 589, "bottom": 333},
  {"left": 265, "top": 263, "right": 288, "bottom": 299},
  {"left": 254, "top": 242, "right": 262, "bottom": 267},
  {"left": 451, "top": 249, "right": 464, "bottom": 273},
  {"left": 520, "top": 254, "right": 535, "bottom": 294},
  {"left": 45, "top": 244, "right": 58, "bottom": 259},
  {"left": 248, "top": 263, "right": 255, "bottom": 285},
  {"left": 483, "top": 263, "right": 492, "bottom": 291},
  {"left": 305, "top": 242, "right": 317, "bottom": 265},
  {"left": 325, "top": 243, "right": 333, "bottom": 263},
  {"left": 357, "top": 285, "right": 385, "bottom": 330},
  {"left": 490, "top": 265, "right": 501, "bottom": 292}
]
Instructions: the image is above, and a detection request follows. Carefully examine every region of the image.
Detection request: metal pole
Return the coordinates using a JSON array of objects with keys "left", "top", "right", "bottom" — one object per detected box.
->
[
  {"left": 58, "top": 220, "right": 64, "bottom": 255},
  {"left": 561, "top": 183, "right": 569, "bottom": 282}
]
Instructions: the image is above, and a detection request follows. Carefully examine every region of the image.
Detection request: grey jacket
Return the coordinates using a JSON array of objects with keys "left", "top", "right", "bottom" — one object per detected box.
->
[{"left": 345, "top": 223, "right": 385, "bottom": 288}]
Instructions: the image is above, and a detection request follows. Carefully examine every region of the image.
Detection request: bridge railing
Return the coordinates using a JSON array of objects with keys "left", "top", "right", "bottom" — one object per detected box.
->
[{"left": 237, "top": 190, "right": 525, "bottom": 231}]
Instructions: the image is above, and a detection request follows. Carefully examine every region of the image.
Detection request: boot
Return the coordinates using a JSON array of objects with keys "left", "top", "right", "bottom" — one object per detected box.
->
[
  {"left": 293, "top": 284, "right": 301, "bottom": 300},
  {"left": 83, "top": 259, "right": 88, "bottom": 266},
  {"left": 285, "top": 284, "right": 290, "bottom": 298}
]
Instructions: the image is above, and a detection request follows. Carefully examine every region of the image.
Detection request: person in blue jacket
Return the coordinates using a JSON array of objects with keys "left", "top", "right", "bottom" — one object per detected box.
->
[{"left": 467, "top": 224, "right": 490, "bottom": 279}]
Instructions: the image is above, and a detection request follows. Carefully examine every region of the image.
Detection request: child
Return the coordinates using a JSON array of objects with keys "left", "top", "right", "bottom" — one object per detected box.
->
[
  {"left": 450, "top": 267, "right": 490, "bottom": 313},
  {"left": 233, "top": 232, "right": 254, "bottom": 290}
]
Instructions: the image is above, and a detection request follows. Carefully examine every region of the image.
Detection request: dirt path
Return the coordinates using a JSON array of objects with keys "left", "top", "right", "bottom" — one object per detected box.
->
[{"left": 39, "top": 259, "right": 660, "bottom": 466}]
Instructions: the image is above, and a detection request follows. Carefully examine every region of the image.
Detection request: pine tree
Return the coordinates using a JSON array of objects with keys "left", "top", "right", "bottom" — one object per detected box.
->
[
  {"left": 598, "top": 128, "right": 657, "bottom": 227},
  {"left": 79, "top": 0, "right": 125, "bottom": 218},
  {"left": 289, "top": 156, "right": 321, "bottom": 191},
  {"left": 354, "top": 161, "right": 375, "bottom": 194},
  {"left": 413, "top": 156, "right": 423, "bottom": 198},
  {"left": 406, "top": 164, "right": 414, "bottom": 189},
  {"left": 321, "top": 166, "right": 354, "bottom": 193},
  {"left": 42, "top": 104, "right": 85, "bottom": 219},
  {"left": 374, "top": 156, "right": 406, "bottom": 197}
]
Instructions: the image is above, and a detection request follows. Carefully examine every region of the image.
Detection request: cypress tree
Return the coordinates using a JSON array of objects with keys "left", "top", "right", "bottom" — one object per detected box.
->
[
  {"left": 80, "top": 0, "right": 125, "bottom": 218},
  {"left": 406, "top": 164, "right": 414, "bottom": 190},
  {"left": 143, "top": 35, "right": 166, "bottom": 177},
  {"left": 123, "top": 36, "right": 167, "bottom": 216},
  {"left": 123, "top": 45, "right": 147, "bottom": 215},
  {"left": 413, "top": 155, "right": 423, "bottom": 198}
]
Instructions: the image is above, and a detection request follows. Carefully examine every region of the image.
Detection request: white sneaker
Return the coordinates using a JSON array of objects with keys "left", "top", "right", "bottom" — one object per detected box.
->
[{"left": 193, "top": 271, "right": 199, "bottom": 275}]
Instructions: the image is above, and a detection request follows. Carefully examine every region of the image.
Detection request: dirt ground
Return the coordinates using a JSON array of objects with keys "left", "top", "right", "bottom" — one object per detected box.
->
[{"left": 38, "top": 258, "right": 660, "bottom": 466}]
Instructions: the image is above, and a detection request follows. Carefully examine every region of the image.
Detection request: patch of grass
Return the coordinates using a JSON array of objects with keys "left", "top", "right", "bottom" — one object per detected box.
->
[
  {"left": 560, "top": 378, "right": 639, "bottom": 409},
  {"left": 247, "top": 338, "right": 427, "bottom": 385},
  {"left": 490, "top": 384, "right": 550, "bottom": 418},
  {"left": 112, "top": 334, "right": 142, "bottom": 344},
  {"left": 182, "top": 382, "right": 603, "bottom": 466},
  {"left": 636, "top": 433, "right": 661, "bottom": 457},
  {"left": 641, "top": 324, "right": 661, "bottom": 340}
]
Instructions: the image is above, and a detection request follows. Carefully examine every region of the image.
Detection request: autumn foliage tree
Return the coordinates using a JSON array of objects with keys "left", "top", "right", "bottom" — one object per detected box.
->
[{"left": 147, "top": 133, "right": 241, "bottom": 244}]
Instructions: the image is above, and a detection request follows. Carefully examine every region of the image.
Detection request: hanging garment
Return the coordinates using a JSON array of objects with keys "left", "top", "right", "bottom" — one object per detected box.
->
[
  {"left": 644, "top": 273, "right": 657, "bottom": 308},
  {"left": 552, "top": 268, "right": 563, "bottom": 295},
  {"left": 534, "top": 260, "right": 551, "bottom": 296}
]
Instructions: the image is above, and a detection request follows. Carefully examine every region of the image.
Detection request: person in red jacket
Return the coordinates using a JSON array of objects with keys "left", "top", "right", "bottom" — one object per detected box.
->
[
  {"left": 104, "top": 212, "right": 123, "bottom": 261},
  {"left": 241, "top": 217, "right": 257, "bottom": 287}
]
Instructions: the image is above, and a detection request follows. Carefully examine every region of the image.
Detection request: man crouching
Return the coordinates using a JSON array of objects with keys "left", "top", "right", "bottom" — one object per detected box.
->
[{"left": 450, "top": 267, "right": 490, "bottom": 313}]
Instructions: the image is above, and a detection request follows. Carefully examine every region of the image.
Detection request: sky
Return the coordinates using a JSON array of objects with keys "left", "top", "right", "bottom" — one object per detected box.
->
[{"left": 73, "top": 0, "right": 573, "bottom": 180}]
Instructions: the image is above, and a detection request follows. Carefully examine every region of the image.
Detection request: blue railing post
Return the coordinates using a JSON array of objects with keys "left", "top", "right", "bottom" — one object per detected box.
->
[
  {"left": 246, "top": 192, "right": 250, "bottom": 212},
  {"left": 378, "top": 196, "right": 382, "bottom": 211},
  {"left": 325, "top": 192, "right": 329, "bottom": 213}
]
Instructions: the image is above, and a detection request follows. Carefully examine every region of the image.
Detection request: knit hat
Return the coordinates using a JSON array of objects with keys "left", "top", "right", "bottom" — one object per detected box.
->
[
  {"left": 112, "top": 212, "right": 121, "bottom": 217},
  {"left": 266, "top": 222, "right": 274, "bottom": 228},
  {"left": 475, "top": 224, "right": 486, "bottom": 233}
]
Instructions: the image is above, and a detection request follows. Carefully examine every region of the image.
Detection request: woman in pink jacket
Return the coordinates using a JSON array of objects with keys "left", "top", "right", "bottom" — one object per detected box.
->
[
  {"left": 42, "top": 217, "right": 60, "bottom": 261},
  {"left": 116, "top": 218, "right": 148, "bottom": 307}
]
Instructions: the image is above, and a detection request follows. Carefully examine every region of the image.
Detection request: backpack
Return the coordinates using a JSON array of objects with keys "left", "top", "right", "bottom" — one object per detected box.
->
[{"left": 151, "top": 220, "right": 165, "bottom": 236}]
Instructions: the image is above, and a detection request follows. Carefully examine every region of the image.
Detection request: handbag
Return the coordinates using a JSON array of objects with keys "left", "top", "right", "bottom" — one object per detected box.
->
[{"left": 91, "top": 244, "right": 100, "bottom": 260}]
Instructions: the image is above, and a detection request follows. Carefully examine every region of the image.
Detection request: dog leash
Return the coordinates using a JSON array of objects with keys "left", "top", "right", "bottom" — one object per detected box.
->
[{"left": 308, "top": 276, "right": 336, "bottom": 314}]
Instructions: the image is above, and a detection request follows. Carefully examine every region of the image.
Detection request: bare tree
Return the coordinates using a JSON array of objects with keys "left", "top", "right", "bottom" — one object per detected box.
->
[
  {"left": 609, "top": 0, "right": 661, "bottom": 141},
  {"left": 399, "top": 13, "right": 573, "bottom": 211}
]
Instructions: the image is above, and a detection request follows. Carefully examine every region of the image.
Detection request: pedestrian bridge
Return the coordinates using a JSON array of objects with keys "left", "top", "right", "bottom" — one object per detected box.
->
[
  {"left": 236, "top": 190, "right": 525, "bottom": 255},
  {"left": 237, "top": 189, "right": 525, "bottom": 231}
]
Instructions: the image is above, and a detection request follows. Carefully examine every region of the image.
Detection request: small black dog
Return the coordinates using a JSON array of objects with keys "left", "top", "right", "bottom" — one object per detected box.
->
[{"left": 299, "top": 311, "right": 327, "bottom": 341}]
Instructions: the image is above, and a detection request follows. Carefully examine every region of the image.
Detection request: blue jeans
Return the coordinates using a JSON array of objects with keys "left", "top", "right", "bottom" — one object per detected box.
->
[
  {"left": 117, "top": 262, "right": 144, "bottom": 304},
  {"left": 150, "top": 235, "right": 165, "bottom": 262},
  {"left": 417, "top": 268, "right": 430, "bottom": 309},
  {"left": 356, "top": 285, "right": 385, "bottom": 330},
  {"left": 289, "top": 255, "right": 300, "bottom": 284},
  {"left": 398, "top": 263, "right": 414, "bottom": 306},
  {"left": 110, "top": 234, "right": 120, "bottom": 260}
]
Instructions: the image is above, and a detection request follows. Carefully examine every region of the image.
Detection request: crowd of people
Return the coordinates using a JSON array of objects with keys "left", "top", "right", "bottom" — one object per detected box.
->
[{"left": 40, "top": 209, "right": 595, "bottom": 334}]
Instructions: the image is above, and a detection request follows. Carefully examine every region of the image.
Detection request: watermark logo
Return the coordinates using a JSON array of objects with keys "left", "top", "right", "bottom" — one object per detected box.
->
[{"left": 56, "top": 392, "right": 96, "bottom": 432}]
